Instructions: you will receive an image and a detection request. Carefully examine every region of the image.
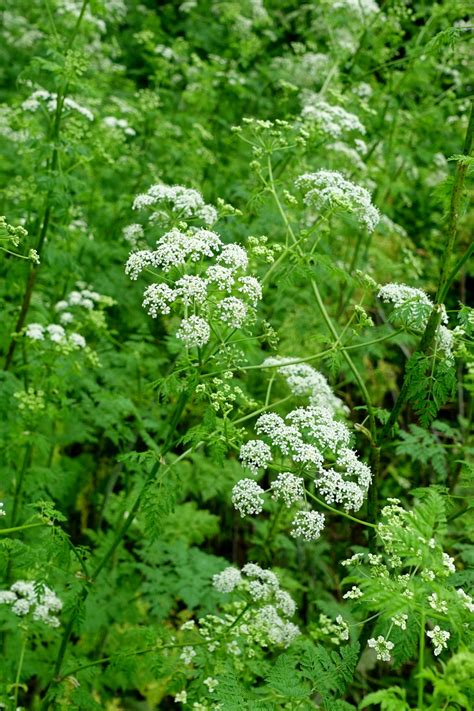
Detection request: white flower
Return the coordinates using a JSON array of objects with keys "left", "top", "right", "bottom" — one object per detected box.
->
[
  {"left": 122, "top": 223, "right": 144, "bottom": 246},
  {"left": 427, "top": 625, "right": 450, "bottom": 656},
  {"left": 103, "top": 115, "right": 136, "bottom": 135},
  {"left": 22, "top": 90, "right": 94, "bottom": 121},
  {"left": 296, "top": 170, "right": 380, "bottom": 232},
  {"left": 301, "top": 99, "right": 366, "bottom": 138},
  {"left": 55, "top": 300, "right": 69, "bottom": 312},
  {"left": 271, "top": 472, "right": 305, "bottom": 507},
  {"left": 428, "top": 593, "right": 448, "bottom": 614},
  {"left": 217, "top": 244, "right": 248, "bottom": 271},
  {"left": 456, "top": 588, "right": 474, "bottom": 613},
  {"left": 124, "top": 250, "right": 157, "bottom": 280},
  {"left": 203, "top": 677, "right": 218, "bottom": 693},
  {"left": 0, "top": 580, "right": 62, "bottom": 627},
  {"left": 212, "top": 567, "right": 242, "bottom": 593},
  {"left": 391, "top": 613, "right": 408, "bottom": 630},
  {"left": 175, "top": 275, "right": 208, "bottom": 305},
  {"left": 46, "top": 324, "right": 66, "bottom": 343},
  {"left": 216, "top": 296, "right": 248, "bottom": 328},
  {"left": 28, "top": 248, "right": 40, "bottom": 264},
  {"left": 275, "top": 589, "right": 297, "bottom": 617},
  {"left": 368, "top": 635, "right": 394, "bottom": 662},
  {"left": 343, "top": 586, "right": 363, "bottom": 600},
  {"left": 239, "top": 439, "right": 273, "bottom": 474},
  {"left": 176, "top": 316, "right": 210, "bottom": 348},
  {"left": 333, "top": 0, "right": 380, "bottom": 21},
  {"left": 179, "top": 645, "right": 196, "bottom": 665},
  {"left": 232, "top": 479, "right": 265, "bottom": 517},
  {"left": 69, "top": 333, "right": 86, "bottom": 349},
  {"left": 132, "top": 183, "right": 217, "bottom": 225},
  {"left": 341, "top": 552, "right": 364, "bottom": 567},
  {"left": 262, "top": 356, "right": 346, "bottom": 414},
  {"left": 378, "top": 283, "right": 434, "bottom": 312},
  {"left": 256, "top": 412, "right": 302, "bottom": 454},
  {"left": 174, "top": 690, "right": 187, "bottom": 703},
  {"left": 206, "top": 264, "right": 235, "bottom": 291},
  {"left": 0, "top": 502, "right": 5, "bottom": 517},
  {"left": 180, "top": 620, "right": 196, "bottom": 631},
  {"left": 253, "top": 605, "right": 300, "bottom": 647},
  {"left": 25, "top": 323, "right": 44, "bottom": 340},
  {"left": 442, "top": 552, "right": 456, "bottom": 574},
  {"left": 238, "top": 276, "right": 262, "bottom": 306},
  {"left": 142, "top": 283, "right": 176, "bottom": 317},
  {"left": 290, "top": 510, "right": 325, "bottom": 541},
  {"left": 60, "top": 311, "right": 74, "bottom": 324}
]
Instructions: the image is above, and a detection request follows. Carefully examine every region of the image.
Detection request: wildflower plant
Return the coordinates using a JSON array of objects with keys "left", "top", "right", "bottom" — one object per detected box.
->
[{"left": 0, "top": 1, "right": 473, "bottom": 710}]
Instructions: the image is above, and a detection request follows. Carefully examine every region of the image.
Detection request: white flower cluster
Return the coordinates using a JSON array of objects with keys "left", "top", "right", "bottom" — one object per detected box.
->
[
  {"left": 327, "top": 141, "right": 367, "bottom": 172},
  {"left": 271, "top": 472, "right": 305, "bottom": 507},
  {"left": 333, "top": 0, "right": 380, "bottom": 20},
  {"left": 103, "top": 115, "right": 136, "bottom": 136},
  {"left": 263, "top": 356, "right": 348, "bottom": 414},
  {"left": 290, "top": 510, "right": 325, "bottom": 541},
  {"left": 25, "top": 323, "right": 86, "bottom": 349},
  {"left": 0, "top": 502, "right": 5, "bottom": 517},
  {"left": 23, "top": 283, "right": 110, "bottom": 351},
  {"left": 378, "top": 283, "right": 434, "bottom": 311},
  {"left": 456, "top": 588, "right": 474, "bottom": 613},
  {"left": 212, "top": 563, "right": 299, "bottom": 647},
  {"left": 319, "top": 613, "right": 350, "bottom": 644},
  {"left": 122, "top": 223, "right": 144, "bottom": 248},
  {"left": 125, "top": 227, "right": 262, "bottom": 348},
  {"left": 296, "top": 171, "right": 380, "bottom": 232},
  {"left": 132, "top": 183, "right": 217, "bottom": 225},
  {"left": 0, "top": 580, "right": 62, "bottom": 627},
  {"left": 342, "top": 585, "right": 363, "bottom": 600},
  {"left": 239, "top": 406, "right": 371, "bottom": 513},
  {"left": 55, "top": 285, "right": 104, "bottom": 324},
  {"left": 270, "top": 52, "right": 331, "bottom": 90},
  {"left": 378, "top": 282, "right": 453, "bottom": 359},
  {"left": 301, "top": 98, "right": 366, "bottom": 139},
  {"left": 231, "top": 478, "right": 265, "bottom": 517},
  {"left": 368, "top": 635, "right": 394, "bottom": 662},
  {"left": 427, "top": 625, "right": 450, "bottom": 656},
  {"left": 22, "top": 89, "right": 94, "bottom": 121}
]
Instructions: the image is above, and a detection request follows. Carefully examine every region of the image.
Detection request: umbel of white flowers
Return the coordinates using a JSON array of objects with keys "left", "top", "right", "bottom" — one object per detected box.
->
[
  {"left": 262, "top": 356, "right": 348, "bottom": 415},
  {"left": 378, "top": 282, "right": 454, "bottom": 360},
  {"left": 125, "top": 186, "right": 263, "bottom": 349},
  {"left": 295, "top": 170, "right": 380, "bottom": 232},
  {"left": 132, "top": 183, "right": 218, "bottom": 225},
  {"left": 300, "top": 97, "right": 366, "bottom": 139},
  {"left": 234, "top": 403, "right": 371, "bottom": 539},
  {"left": 0, "top": 580, "right": 62, "bottom": 628},
  {"left": 212, "top": 563, "right": 300, "bottom": 647}
]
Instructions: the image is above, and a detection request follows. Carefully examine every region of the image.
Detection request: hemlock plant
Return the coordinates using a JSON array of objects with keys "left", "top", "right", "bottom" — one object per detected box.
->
[{"left": 0, "top": 1, "right": 473, "bottom": 709}]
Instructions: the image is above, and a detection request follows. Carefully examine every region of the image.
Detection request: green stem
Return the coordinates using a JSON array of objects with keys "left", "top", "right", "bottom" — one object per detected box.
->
[
  {"left": 9, "top": 445, "right": 32, "bottom": 529},
  {"left": 418, "top": 611, "right": 426, "bottom": 710},
  {"left": 13, "top": 632, "right": 28, "bottom": 710},
  {"left": 305, "top": 489, "right": 376, "bottom": 529},
  {"left": 436, "top": 102, "right": 474, "bottom": 302},
  {"left": 438, "top": 240, "right": 474, "bottom": 304},
  {"left": 0, "top": 522, "right": 46, "bottom": 536}
]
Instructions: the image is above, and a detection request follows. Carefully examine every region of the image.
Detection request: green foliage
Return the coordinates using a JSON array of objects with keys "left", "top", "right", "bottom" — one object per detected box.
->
[
  {"left": 405, "top": 352, "right": 457, "bottom": 427},
  {"left": 0, "top": 0, "right": 473, "bottom": 709}
]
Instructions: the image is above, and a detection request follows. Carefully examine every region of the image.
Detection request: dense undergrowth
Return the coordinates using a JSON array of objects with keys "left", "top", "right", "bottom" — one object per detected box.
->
[{"left": 0, "top": 1, "right": 473, "bottom": 709}]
